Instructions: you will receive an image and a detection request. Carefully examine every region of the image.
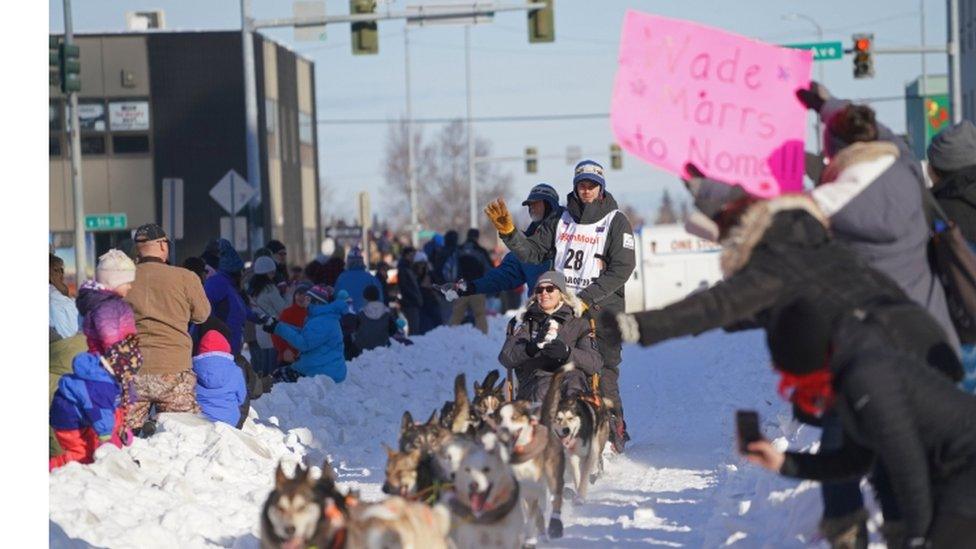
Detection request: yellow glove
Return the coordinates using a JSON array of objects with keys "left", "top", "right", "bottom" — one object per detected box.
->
[{"left": 484, "top": 198, "right": 515, "bottom": 235}]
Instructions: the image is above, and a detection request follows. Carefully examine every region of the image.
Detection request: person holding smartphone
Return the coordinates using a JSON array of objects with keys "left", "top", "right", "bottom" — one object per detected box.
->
[{"left": 743, "top": 299, "right": 976, "bottom": 549}]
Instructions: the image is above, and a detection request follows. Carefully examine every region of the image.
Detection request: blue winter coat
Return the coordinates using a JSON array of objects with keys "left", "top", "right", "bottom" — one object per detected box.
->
[
  {"left": 335, "top": 266, "right": 384, "bottom": 312},
  {"left": 470, "top": 252, "right": 550, "bottom": 296},
  {"left": 203, "top": 271, "right": 248, "bottom": 354},
  {"left": 192, "top": 351, "right": 246, "bottom": 426},
  {"left": 50, "top": 352, "right": 121, "bottom": 438},
  {"left": 274, "top": 300, "right": 348, "bottom": 383}
]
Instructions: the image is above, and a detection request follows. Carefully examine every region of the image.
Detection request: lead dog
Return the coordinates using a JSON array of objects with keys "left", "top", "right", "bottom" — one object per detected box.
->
[
  {"left": 552, "top": 376, "right": 610, "bottom": 503},
  {"left": 496, "top": 364, "right": 569, "bottom": 544},
  {"left": 447, "top": 431, "right": 525, "bottom": 548},
  {"left": 260, "top": 460, "right": 348, "bottom": 549}
]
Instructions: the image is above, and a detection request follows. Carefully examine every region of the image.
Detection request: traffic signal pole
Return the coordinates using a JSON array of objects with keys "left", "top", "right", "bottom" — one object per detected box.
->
[
  {"left": 241, "top": 0, "right": 262, "bottom": 256},
  {"left": 63, "top": 0, "right": 86, "bottom": 282},
  {"left": 465, "top": 26, "right": 477, "bottom": 231},
  {"left": 948, "top": 0, "right": 963, "bottom": 124}
]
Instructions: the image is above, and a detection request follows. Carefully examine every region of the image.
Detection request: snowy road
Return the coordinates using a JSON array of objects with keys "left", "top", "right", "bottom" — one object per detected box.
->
[{"left": 51, "top": 317, "right": 841, "bottom": 548}]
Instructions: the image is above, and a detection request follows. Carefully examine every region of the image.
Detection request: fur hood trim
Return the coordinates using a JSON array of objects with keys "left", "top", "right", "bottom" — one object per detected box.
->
[
  {"left": 821, "top": 141, "right": 899, "bottom": 184},
  {"left": 515, "top": 289, "right": 585, "bottom": 322},
  {"left": 719, "top": 194, "right": 829, "bottom": 277}
]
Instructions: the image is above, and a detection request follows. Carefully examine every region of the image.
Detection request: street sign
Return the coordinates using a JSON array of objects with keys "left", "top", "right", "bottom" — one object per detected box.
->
[
  {"left": 784, "top": 40, "right": 844, "bottom": 61},
  {"left": 84, "top": 213, "right": 127, "bottom": 231},
  {"left": 327, "top": 226, "right": 363, "bottom": 240},
  {"left": 293, "top": 1, "right": 327, "bottom": 41},
  {"left": 161, "top": 178, "right": 184, "bottom": 239},
  {"left": 210, "top": 169, "right": 256, "bottom": 215},
  {"left": 220, "top": 216, "right": 248, "bottom": 251}
]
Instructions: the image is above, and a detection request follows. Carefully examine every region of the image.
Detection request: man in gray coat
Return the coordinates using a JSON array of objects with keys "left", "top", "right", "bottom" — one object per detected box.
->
[{"left": 499, "top": 271, "right": 603, "bottom": 403}]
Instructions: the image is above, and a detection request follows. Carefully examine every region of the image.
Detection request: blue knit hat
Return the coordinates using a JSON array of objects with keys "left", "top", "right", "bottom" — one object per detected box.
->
[
  {"left": 216, "top": 239, "right": 244, "bottom": 274},
  {"left": 573, "top": 160, "right": 606, "bottom": 190},
  {"left": 521, "top": 183, "right": 560, "bottom": 211}
]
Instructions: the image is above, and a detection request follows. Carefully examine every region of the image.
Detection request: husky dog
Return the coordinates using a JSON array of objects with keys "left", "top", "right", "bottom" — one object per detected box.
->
[
  {"left": 495, "top": 365, "right": 569, "bottom": 543},
  {"left": 552, "top": 375, "right": 610, "bottom": 503},
  {"left": 261, "top": 460, "right": 348, "bottom": 549},
  {"left": 345, "top": 496, "right": 453, "bottom": 549},
  {"left": 472, "top": 370, "right": 505, "bottom": 420},
  {"left": 399, "top": 409, "right": 451, "bottom": 453},
  {"left": 438, "top": 373, "right": 476, "bottom": 435},
  {"left": 447, "top": 431, "right": 525, "bottom": 548}
]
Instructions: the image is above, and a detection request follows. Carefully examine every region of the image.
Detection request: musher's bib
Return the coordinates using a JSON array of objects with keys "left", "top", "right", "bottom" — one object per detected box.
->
[{"left": 554, "top": 209, "right": 618, "bottom": 292}]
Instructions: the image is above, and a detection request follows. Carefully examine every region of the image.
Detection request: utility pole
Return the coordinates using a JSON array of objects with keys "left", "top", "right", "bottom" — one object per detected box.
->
[
  {"left": 920, "top": 0, "right": 927, "bottom": 97},
  {"left": 241, "top": 0, "right": 263, "bottom": 256},
  {"left": 465, "top": 26, "right": 477, "bottom": 231},
  {"left": 782, "top": 13, "right": 824, "bottom": 154},
  {"left": 947, "top": 0, "right": 963, "bottom": 123},
  {"left": 63, "top": 0, "right": 86, "bottom": 282},
  {"left": 405, "top": 28, "right": 418, "bottom": 247}
]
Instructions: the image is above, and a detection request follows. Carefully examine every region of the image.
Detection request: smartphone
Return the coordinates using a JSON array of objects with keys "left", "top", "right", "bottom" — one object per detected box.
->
[{"left": 736, "top": 410, "right": 761, "bottom": 454}]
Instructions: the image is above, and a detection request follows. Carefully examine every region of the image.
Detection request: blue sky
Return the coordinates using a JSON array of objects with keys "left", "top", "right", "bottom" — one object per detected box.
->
[{"left": 50, "top": 1, "right": 948, "bottom": 224}]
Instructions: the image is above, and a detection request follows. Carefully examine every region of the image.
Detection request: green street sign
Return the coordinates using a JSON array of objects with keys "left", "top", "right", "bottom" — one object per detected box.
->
[
  {"left": 785, "top": 40, "right": 844, "bottom": 61},
  {"left": 85, "top": 213, "right": 127, "bottom": 231}
]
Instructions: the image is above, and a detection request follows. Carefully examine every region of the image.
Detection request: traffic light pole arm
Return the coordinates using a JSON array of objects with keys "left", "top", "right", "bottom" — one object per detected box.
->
[
  {"left": 252, "top": 2, "right": 547, "bottom": 29},
  {"left": 845, "top": 45, "right": 948, "bottom": 54}
]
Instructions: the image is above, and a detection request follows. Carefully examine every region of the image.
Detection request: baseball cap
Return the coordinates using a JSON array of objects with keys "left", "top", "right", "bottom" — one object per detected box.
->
[{"left": 133, "top": 223, "right": 168, "bottom": 243}]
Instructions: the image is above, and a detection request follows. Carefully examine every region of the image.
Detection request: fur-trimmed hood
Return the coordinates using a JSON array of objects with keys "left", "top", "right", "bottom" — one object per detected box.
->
[
  {"left": 514, "top": 289, "right": 585, "bottom": 323},
  {"left": 719, "top": 194, "right": 831, "bottom": 277}
]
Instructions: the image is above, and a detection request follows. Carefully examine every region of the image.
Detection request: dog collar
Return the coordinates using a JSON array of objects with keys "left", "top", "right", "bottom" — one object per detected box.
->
[{"left": 448, "top": 479, "right": 521, "bottom": 525}]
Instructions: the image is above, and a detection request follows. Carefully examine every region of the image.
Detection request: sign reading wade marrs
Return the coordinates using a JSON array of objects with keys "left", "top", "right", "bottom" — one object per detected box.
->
[{"left": 611, "top": 11, "right": 813, "bottom": 197}]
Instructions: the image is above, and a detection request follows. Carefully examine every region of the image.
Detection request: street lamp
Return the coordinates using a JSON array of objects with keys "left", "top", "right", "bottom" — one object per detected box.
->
[{"left": 782, "top": 12, "right": 824, "bottom": 155}]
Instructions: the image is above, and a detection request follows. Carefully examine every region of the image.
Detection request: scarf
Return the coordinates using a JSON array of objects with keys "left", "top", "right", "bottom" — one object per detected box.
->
[{"left": 777, "top": 369, "right": 835, "bottom": 418}]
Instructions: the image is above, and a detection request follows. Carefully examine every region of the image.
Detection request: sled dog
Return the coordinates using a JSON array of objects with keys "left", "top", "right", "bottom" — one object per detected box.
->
[
  {"left": 260, "top": 460, "right": 347, "bottom": 549},
  {"left": 345, "top": 496, "right": 453, "bottom": 549},
  {"left": 553, "top": 372, "right": 610, "bottom": 503}
]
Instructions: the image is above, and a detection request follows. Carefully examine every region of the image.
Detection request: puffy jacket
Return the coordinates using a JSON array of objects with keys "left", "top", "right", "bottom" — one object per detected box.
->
[
  {"left": 49, "top": 334, "right": 87, "bottom": 457},
  {"left": 501, "top": 191, "right": 636, "bottom": 314},
  {"left": 49, "top": 352, "right": 126, "bottom": 470},
  {"left": 779, "top": 312, "right": 976, "bottom": 540},
  {"left": 204, "top": 271, "right": 249, "bottom": 355},
  {"left": 273, "top": 303, "right": 308, "bottom": 361},
  {"left": 273, "top": 300, "right": 348, "bottom": 383},
  {"left": 499, "top": 295, "right": 603, "bottom": 400},
  {"left": 352, "top": 301, "right": 396, "bottom": 351},
  {"left": 76, "top": 283, "right": 137, "bottom": 354},
  {"left": 813, "top": 99, "right": 958, "bottom": 351},
  {"left": 335, "top": 266, "right": 384, "bottom": 312},
  {"left": 192, "top": 351, "right": 246, "bottom": 426}
]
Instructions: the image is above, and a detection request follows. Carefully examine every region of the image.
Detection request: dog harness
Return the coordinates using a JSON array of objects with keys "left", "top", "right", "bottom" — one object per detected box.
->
[
  {"left": 511, "top": 424, "right": 549, "bottom": 464},
  {"left": 554, "top": 208, "right": 619, "bottom": 292}
]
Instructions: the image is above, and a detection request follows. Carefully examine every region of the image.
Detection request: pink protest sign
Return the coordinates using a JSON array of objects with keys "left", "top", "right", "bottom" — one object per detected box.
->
[{"left": 610, "top": 11, "right": 813, "bottom": 196}]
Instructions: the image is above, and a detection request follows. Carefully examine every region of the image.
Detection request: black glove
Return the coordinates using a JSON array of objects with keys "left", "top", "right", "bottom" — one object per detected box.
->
[
  {"left": 261, "top": 316, "right": 279, "bottom": 334},
  {"left": 795, "top": 81, "right": 830, "bottom": 113},
  {"left": 525, "top": 340, "right": 541, "bottom": 357},
  {"left": 540, "top": 339, "right": 571, "bottom": 367}
]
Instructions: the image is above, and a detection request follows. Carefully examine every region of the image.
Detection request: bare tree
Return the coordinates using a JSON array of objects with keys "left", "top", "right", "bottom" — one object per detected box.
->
[
  {"left": 654, "top": 189, "right": 678, "bottom": 225},
  {"left": 382, "top": 118, "right": 512, "bottom": 237}
]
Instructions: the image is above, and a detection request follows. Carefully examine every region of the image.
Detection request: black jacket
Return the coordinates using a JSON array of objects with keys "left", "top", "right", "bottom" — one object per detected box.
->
[
  {"left": 780, "top": 312, "right": 976, "bottom": 539},
  {"left": 631, "top": 195, "right": 912, "bottom": 347},
  {"left": 501, "top": 191, "right": 636, "bottom": 314},
  {"left": 932, "top": 164, "right": 976, "bottom": 244},
  {"left": 396, "top": 259, "right": 423, "bottom": 309},
  {"left": 456, "top": 239, "right": 493, "bottom": 282},
  {"left": 499, "top": 299, "right": 603, "bottom": 381}
]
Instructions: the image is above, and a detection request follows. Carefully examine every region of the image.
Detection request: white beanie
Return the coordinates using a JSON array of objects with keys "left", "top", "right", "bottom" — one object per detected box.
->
[
  {"left": 96, "top": 249, "right": 137, "bottom": 290},
  {"left": 253, "top": 255, "right": 277, "bottom": 276}
]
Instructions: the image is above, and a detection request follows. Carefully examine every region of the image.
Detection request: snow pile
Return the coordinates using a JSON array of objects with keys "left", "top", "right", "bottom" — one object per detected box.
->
[{"left": 50, "top": 316, "right": 867, "bottom": 547}]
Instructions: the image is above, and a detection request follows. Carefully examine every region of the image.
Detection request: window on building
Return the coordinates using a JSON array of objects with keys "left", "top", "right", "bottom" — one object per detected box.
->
[
  {"left": 299, "top": 111, "right": 313, "bottom": 144},
  {"left": 81, "top": 136, "right": 106, "bottom": 155},
  {"left": 50, "top": 136, "right": 62, "bottom": 157},
  {"left": 112, "top": 134, "right": 150, "bottom": 154}
]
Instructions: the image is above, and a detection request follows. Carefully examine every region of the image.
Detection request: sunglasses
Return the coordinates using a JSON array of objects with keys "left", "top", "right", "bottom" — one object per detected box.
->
[{"left": 535, "top": 285, "right": 559, "bottom": 295}]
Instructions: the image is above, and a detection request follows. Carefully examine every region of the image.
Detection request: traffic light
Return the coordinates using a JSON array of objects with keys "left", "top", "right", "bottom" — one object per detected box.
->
[
  {"left": 49, "top": 36, "right": 60, "bottom": 88},
  {"left": 350, "top": 0, "right": 378, "bottom": 55},
  {"left": 610, "top": 143, "right": 622, "bottom": 170},
  {"left": 852, "top": 33, "right": 874, "bottom": 79},
  {"left": 525, "top": 147, "right": 538, "bottom": 174},
  {"left": 528, "top": 0, "right": 554, "bottom": 43},
  {"left": 59, "top": 42, "right": 81, "bottom": 93}
]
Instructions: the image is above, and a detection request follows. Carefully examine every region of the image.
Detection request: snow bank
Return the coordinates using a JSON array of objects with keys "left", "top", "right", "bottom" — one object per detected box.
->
[{"left": 50, "top": 316, "right": 876, "bottom": 547}]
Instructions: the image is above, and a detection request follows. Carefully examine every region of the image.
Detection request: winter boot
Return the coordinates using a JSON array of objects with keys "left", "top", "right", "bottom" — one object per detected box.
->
[
  {"left": 819, "top": 509, "right": 869, "bottom": 549},
  {"left": 609, "top": 412, "right": 630, "bottom": 454}
]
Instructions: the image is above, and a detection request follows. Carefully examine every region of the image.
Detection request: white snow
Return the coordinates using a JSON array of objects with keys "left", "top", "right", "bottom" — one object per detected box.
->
[{"left": 50, "top": 316, "right": 881, "bottom": 547}]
